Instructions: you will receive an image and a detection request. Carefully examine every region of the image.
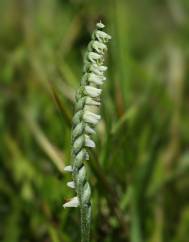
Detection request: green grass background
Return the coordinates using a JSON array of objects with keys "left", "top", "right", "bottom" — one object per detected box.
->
[{"left": 0, "top": 0, "right": 189, "bottom": 241}]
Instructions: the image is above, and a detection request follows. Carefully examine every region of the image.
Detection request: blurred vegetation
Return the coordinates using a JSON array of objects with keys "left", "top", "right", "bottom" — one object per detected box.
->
[{"left": 0, "top": 0, "right": 189, "bottom": 242}]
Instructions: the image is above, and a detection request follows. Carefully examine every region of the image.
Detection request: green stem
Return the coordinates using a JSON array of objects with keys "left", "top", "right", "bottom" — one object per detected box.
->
[{"left": 81, "top": 204, "right": 91, "bottom": 242}]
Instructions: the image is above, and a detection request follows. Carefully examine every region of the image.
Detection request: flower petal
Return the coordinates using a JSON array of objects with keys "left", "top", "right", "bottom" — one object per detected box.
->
[
  {"left": 64, "top": 165, "right": 73, "bottom": 172},
  {"left": 83, "top": 110, "right": 101, "bottom": 125},
  {"left": 88, "top": 52, "right": 102, "bottom": 63},
  {"left": 67, "top": 181, "right": 75, "bottom": 189},
  {"left": 92, "top": 41, "right": 107, "bottom": 54},
  {"left": 88, "top": 73, "right": 106, "bottom": 85},
  {"left": 63, "top": 196, "right": 79, "bottom": 208},
  {"left": 85, "top": 86, "right": 102, "bottom": 98},
  {"left": 85, "top": 97, "right": 101, "bottom": 106},
  {"left": 95, "top": 30, "right": 111, "bottom": 42},
  {"left": 85, "top": 124, "right": 96, "bottom": 135},
  {"left": 85, "top": 135, "right": 95, "bottom": 148},
  {"left": 96, "top": 22, "right": 105, "bottom": 29}
]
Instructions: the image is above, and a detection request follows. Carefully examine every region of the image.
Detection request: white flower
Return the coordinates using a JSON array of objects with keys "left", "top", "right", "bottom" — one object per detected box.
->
[
  {"left": 85, "top": 86, "right": 102, "bottom": 98},
  {"left": 85, "top": 135, "right": 95, "bottom": 148},
  {"left": 88, "top": 73, "right": 106, "bottom": 85},
  {"left": 84, "top": 63, "right": 107, "bottom": 75},
  {"left": 95, "top": 30, "right": 111, "bottom": 42},
  {"left": 98, "top": 65, "right": 108, "bottom": 72},
  {"left": 64, "top": 165, "right": 73, "bottom": 172},
  {"left": 92, "top": 41, "right": 107, "bottom": 53},
  {"left": 63, "top": 196, "right": 79, "bottom": 208},
  {"left": 85, "top": 124, "right": 96, "bottom": 134},
  {"left": 85, "top": 97, "right": 100, "bottom": 106},
  {"left": 67, "top": 181, "right": 75, "bottom": 189},
  {"left": 88, "top": 52, "right": 102, "bottom": 63},
  {"left": 96, "top": 22, "right": 105, "bottom": 29},
  {"left": 83, "top": 110, "right": 101, "bottom": 125},
  {"left": 90, "top": 64, "right": 107, "bottom": 75}
]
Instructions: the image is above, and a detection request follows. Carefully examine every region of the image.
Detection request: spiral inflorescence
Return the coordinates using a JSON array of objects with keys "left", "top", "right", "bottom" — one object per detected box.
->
[{"left": 63, "top": 22, "right": 111, "bottom": 242}]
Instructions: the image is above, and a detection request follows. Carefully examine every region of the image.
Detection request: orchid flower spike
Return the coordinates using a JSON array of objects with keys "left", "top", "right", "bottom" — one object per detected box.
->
[{"left": 63, "top": 21, "right": 111, "bottom": 242}]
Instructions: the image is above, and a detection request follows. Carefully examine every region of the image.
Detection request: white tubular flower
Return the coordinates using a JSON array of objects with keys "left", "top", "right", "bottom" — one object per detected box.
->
[
  {"left": 64, "top": 165, "right": 73, "bottom": 172},
  {"left": 88, "top": 52, "right": 102, "bottom": 63},
  {"left": 85, "top": 124, "right": 96, "bottom": 135},
  {"left": 84, "top": 63, "right": 107, "bottom": 75},
  {"left": 88, "top": 73, "right": 106, "bottom": 85},
  {"left": 92, "top": 41, "right": 107, "bottom": 54},
  {"left": 96, "top": 22, "right": 105, "bottom": 28},
  {"left": 67, "top": 181, "right": 75, "bottom": 189},
  {"left": 85, "top": 135, "right": 95, "bottom": 148},
  {"left": 95, "top": 30, "right": 111, "bottom": 42},
  {"left": 85, "top": 86, "right": 102, "bottom": 98},
  {"left": 85, "top": 97, "right": 100, "bottom": 106},
  {"left": 98, "top": 65, "right": 108, "bottom": 72},
  {"left": 63, "top": 196, "right": 79, "bottom": 208},
  {"left": 90, "top": 64, "right": 107, "bottom": 75},
  {"left": 83, "top": 110, "right": 101, "bottom": 125}
]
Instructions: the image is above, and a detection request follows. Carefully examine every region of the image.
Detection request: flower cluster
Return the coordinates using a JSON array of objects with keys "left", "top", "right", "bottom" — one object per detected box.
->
[{"left": 63, "top": 21, "right": 111, "bottom": 242}]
